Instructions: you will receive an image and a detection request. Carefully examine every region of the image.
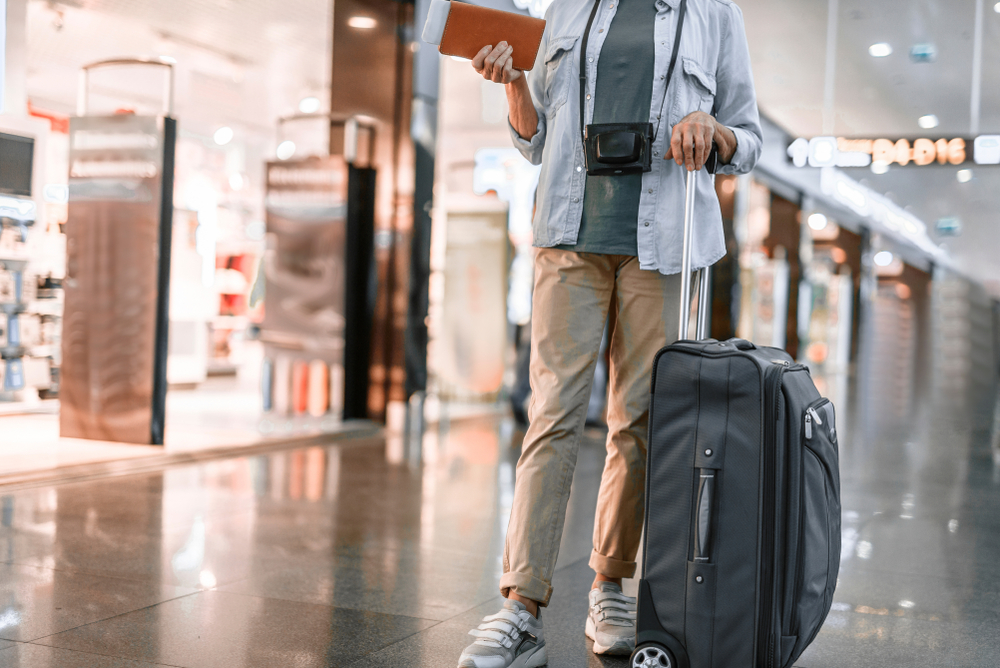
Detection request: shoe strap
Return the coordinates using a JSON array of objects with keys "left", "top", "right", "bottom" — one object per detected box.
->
[
  {"left": 593, "top": 590, "right": 636, "bottom": 605},
  {"left": 469, "top": 628, "right": 514, "bottom": 648},
  {"left": 483, "top": 609, "right": 527, "bottom": 629}
]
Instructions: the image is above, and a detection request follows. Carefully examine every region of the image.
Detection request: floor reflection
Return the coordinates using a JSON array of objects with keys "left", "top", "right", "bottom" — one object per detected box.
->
[{"left": 0, "top": 350, "right": 998, "bottom": 666}]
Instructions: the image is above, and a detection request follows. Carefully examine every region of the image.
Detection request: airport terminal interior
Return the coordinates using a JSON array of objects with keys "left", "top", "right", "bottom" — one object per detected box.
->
[{"left": 1, "top": 0, "right": 1000, "bottom": 666}]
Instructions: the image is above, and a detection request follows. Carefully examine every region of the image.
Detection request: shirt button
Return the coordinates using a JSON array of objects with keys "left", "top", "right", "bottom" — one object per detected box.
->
[
  {"left": 660, "top": 75, "right": 665, "bottom": 79},
  {"left": 587, "top": 94, "right": 592, "bottom": 100},
  {"left": 644, "top": 222, "right": 650, "bottom": 227},
  {"left": 648, "top": 189, "right": 653, "bottom": 194},
  {"left": 589, "top": 57, "right": 594, "bottom": 63},
  {"left": 599, "top": 28, "right": 604, "bottom": 33},
  {"left": 576, "top": 166, "right": 582, "bottom": 172},
  {"left": 573, "top": 197, "right": 580, "bottom": 202}
]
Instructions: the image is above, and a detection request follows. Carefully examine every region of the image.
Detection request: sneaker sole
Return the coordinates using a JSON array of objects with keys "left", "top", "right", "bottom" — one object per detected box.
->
[
  {"left": 459, "top": 644, "right": 547, "bottom": 668},
  {"left": 514, "top": 644, "right": 547, "bottom": 667},
  {"left": 585, "top": 616, "right": 635, "bottom": 656}
]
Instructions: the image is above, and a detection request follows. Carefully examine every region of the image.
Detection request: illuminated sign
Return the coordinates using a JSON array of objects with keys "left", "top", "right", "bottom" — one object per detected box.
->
[{"left": 789, "top": 135, "right": 1000, "bottom": 168}]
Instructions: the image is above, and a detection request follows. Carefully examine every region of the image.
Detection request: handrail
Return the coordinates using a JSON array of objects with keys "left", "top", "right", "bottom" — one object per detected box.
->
[
  {"left": 277, "top": 112, "right": 378, "bottom": 164},
  {"left": 77, "top": 57, "right": 176, "bottom": 117}
]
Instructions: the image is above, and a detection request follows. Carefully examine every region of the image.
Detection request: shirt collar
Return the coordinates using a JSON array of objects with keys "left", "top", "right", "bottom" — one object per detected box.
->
[{"left": 656, "top": 0, "right": 680, "bottom": 10}]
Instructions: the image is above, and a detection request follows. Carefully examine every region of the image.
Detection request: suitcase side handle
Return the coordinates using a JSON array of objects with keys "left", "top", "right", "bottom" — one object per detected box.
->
[{"left": 693, "top": 470, "right": 715, "bottom": 562}]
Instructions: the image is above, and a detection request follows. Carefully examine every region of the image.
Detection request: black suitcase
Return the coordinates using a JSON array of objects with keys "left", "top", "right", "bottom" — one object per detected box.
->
[{"left": 630, "top": 171, "right": 841, "bottom": 668}]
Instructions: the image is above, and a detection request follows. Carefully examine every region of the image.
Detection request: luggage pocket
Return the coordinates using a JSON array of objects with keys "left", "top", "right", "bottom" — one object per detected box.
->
[{"left": 788, "top": 398, "right": 841, "bottom": 665}]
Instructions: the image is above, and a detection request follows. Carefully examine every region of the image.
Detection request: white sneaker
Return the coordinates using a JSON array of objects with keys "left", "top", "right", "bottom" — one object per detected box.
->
[
  {"left": 458, "top": 599, "right": 547, "bottom": 668},
  {"left": 585, "top": 582, "right": 637, "bottom": 655}
]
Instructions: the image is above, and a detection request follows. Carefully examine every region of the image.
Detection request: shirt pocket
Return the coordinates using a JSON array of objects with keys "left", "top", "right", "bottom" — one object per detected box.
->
[
  {"left": 544, "top": 35, "right": 579, "bottom": 114},
  {"left": 672, "top": 57, "right": 717, "bottom": 123}
]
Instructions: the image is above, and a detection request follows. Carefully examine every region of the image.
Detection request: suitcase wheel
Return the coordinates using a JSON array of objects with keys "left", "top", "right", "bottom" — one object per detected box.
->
[{"left": 631, "top": 643, "right": 674, "bottom": 668}]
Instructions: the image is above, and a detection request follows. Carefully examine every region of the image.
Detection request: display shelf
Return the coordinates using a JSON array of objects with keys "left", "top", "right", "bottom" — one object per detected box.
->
[
  {"left": 1, "top": 346, "right": 26, "bottom": 359},
  {"left": 27, "top": 300, "right": 63, "bottom": 316}
]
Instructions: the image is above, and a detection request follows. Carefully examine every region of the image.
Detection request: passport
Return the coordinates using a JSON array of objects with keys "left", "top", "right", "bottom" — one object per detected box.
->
[{"left": 422, "top": 0, "right": 546, "bottom": 71}]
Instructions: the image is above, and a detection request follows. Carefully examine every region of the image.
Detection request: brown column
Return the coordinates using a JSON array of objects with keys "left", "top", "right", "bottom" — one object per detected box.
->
[
  {"left": 764, "top": 194, "right": 802, "bottom": 360},
  {"left": 329, "top": 0, "right": 415, "bottom": 420}
]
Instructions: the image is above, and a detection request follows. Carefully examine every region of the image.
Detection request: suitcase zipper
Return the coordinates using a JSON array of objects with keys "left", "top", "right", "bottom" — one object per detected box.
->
[{"left": 758, "top": 364, "right": 785, "bottom": 668}]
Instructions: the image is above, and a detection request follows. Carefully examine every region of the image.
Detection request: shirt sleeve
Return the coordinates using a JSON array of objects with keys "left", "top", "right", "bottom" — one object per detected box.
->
[
  {"left": 507, "top": 25, "right": 549, "bottom": 165},
  {"left": 713, "top": 3, "right": 762, "bottom": 176}
]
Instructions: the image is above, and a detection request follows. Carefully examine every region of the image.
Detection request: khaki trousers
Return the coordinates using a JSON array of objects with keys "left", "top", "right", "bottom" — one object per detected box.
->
[{"left": 500, "top": 249, "right": 683, "bottom": 606}]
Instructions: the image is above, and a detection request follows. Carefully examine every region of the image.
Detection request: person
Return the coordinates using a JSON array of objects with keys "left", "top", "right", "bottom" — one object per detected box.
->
[{"left": 457, "top": 0, "right": 762, "bottom": 665}]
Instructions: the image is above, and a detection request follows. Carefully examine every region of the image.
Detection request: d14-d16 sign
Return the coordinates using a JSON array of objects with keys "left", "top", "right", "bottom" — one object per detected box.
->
[{"left": 788, "top": 135, "right": 1000, "bottom": 168}]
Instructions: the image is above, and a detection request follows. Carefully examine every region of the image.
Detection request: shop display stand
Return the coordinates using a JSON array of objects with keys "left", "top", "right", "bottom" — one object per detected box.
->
[
  {"left": 260, "top": 115, "right": 377, "bottom": 423},
  {"left": 0, "top": 202, "right": 61, "bottom": 406}
]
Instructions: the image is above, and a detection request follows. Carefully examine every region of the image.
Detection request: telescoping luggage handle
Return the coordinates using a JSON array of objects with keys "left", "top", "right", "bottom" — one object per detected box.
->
[
  {"left": 77, "top": 57, "right": 176, "bottom": 117},
  {"left": 678, "top": 165, "right": 716, "bottom": 342}
]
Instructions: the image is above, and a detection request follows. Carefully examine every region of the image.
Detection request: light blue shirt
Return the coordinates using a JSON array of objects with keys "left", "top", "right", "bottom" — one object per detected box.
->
[{"left": 509, "top": 0, "right": 763, "bottom": 275}]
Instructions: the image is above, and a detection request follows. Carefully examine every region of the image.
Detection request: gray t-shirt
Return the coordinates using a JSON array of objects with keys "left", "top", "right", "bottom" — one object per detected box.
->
[{"left": 558, "top": 0, "right": 656, "bottom": 256}]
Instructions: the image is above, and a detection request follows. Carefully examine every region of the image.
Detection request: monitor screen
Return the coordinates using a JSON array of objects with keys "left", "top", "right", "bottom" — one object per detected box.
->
[{"left": 0, "top": 132, "right": 34, "bottom": 197}]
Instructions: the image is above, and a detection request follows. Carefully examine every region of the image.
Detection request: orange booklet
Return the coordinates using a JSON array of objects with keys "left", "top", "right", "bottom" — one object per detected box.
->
[{"left": 422, "top": 0, "right": 546, "bottom": 71}]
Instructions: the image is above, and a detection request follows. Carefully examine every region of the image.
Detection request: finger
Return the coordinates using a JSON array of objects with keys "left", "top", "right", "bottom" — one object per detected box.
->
[
  {"left": 693, "top": 132, "right": 706, "bottom": 171},
  {"left": 485, "top": 41, "right": 507, "bottom": 68},
  {"left": 684, "top": 129, "right": 696, "bottom": 171},
  {"left": 663, "top": 146, "right": 673, "bottom": 160},
  {"left": 503, "top": 52, "right": 515, "bottom": 83},
  {"left": 494, "top": 47, "right": 512, "bottom": 82},
  {"left": 472, "top": 45, "right": 492, "bottom": 72},
  {"left": 671, "top": 128, "right": 683, "bottom": 166},
  {"left": 489, "top": 43, "right": 510, "bottom": 79}
]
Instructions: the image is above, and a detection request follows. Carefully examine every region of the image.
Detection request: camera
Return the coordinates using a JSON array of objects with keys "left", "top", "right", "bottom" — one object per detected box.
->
[{"left": 583, "top": 122, "right": 655, "bottom": 176}]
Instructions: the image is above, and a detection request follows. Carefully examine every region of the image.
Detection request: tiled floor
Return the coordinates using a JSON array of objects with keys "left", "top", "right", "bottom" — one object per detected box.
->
[{"left": 1, "top": 390, "right": 999, "bottom": 667}]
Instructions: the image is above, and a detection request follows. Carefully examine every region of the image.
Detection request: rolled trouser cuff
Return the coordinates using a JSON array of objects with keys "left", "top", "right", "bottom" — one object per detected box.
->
[
  {"left": 500, "top": 571, "right": 554, "bottom": 607},
  {"left": 589, "top": 549, "right": 637, "bottom": 579}
]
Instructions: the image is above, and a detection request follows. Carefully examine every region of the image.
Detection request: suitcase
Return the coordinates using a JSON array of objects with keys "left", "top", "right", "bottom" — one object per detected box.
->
[{"left": 630, "top": 170, "right": 842, "bottom": 668}]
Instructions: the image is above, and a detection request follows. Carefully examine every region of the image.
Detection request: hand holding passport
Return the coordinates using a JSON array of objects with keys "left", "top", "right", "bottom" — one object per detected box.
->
[{"left": 422, "top": 0, "right": 547, "bottom": 71}]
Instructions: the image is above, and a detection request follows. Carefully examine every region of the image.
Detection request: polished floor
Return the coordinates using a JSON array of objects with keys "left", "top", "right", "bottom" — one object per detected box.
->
[{"left": 1, "top": 389, "right": 1000, "bottom": 667}]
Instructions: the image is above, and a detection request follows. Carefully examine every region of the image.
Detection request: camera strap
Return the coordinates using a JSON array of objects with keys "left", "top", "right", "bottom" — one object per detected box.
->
[{"left": 578, "top": 0, "right": 688, "bottom": 146}]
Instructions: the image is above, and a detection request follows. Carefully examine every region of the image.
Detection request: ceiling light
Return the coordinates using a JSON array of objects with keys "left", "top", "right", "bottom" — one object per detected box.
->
[
  {"left": 298, "top": 96, "right": 321, "bottom": 114},
  {"left": 276, "top": 140, "right": 296, "bottom": 160},
  {"left": 917, "top": 114, "right": 939, "bottom": 129},
  {"left": 899, "top": 600, "right": 915, "bottom": 609},
  {"left": 874, "top": 251, "right": 894, "bottom": 267},
  {"left": 347, "top": 16, "right": 377, "bottom": 29},
  {"left": 868, "top": 43, "right": 892, "bottom": 58},
  {"left": 807, "top": 213, "right": 828, "bottom": 231},
  {"left": 213, "top": 126, "right": 234, "bottom": 145},
  {"left": 871, "top": 160, "right": 890, "bottom": 175},
  {"left": 229, "top": 173, "right": 245, "bottom": 191},
  {"left": 994, "top": 2, "right": 1000, "bottom": 13},
  {"left": 957, "top": 169, "right": 973, "bottom": 183}
]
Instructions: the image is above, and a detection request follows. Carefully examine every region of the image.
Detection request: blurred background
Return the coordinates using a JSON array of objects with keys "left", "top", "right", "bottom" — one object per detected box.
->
[
  {"left": 0, "top": 0, "right": 997, "bottom": 470},
  {"left": 1, "top": 2, "right": 1000, "bottom": 667}
]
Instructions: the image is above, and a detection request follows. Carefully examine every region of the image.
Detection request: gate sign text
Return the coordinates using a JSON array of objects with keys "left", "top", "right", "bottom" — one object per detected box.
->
[{"left": 789, "top": 135, "right": 1000, "bottom": 169}]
